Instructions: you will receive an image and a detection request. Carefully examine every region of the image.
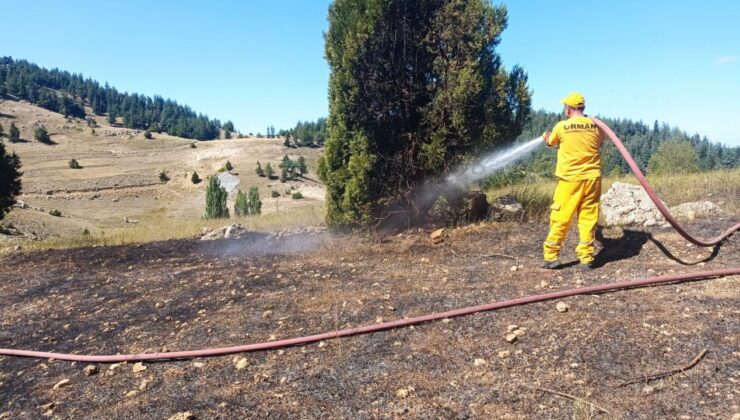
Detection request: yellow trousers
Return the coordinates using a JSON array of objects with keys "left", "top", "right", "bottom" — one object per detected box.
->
[{"left": 543, "top": 177, "right": 602, "bottom": 264}]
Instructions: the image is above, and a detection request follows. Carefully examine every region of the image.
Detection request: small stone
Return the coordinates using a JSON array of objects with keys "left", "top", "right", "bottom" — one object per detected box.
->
[
  {"left": 510, "top": 265, "right": 518, "bottom": 272},
  {"left": 262, "top": 310, "right": 273, "bottom": 319},
  {"left": 125, "top": 390, "right": 138, "bottom": 398},
  {"left": 513, "top": 328, "right": 525, "bottom": 337},
  {"left": 507, "top": 324, "right": 520, "bottom": 332},
  {"left": 539, "top": 280, "right": 550, "bottom": 288},
  {"left": 53, "top": 379, "right": 71, "bottom": 390},
  {"left": 505, "top": 333, "right": 518, "bottom": 343},
  {"left": 167, "top": 411, "right": 195, "bottom": 420},
  {"left": 83, "top": 365, "right": 99, "bottom": 376},
  {"left": 430, "top": 228, "right": 445, "bottom": 244},
  {"left": 395, "top": 388, "right": 410, "bottom": 398},
  {"left": 473, "top": 358, "right": 487, "bottom": 367},
  {"left": 318, "top": 341, "right": 327, "bottom": 348},
  {"left": 235, "top": 357, "right": 249, "bottom": 370},
  {"left": 570, "top": 363, "right": 579, "bottom": 369},
  {"left": 498, "top": 350, "right": 511, "bottom": 359},
  {"left": 155, "top": 302, "right": 164, "bottom": 309},
  {"left": 132, "top": 362, "right": 147, "bottom": 373},
  {"left": 193, "top": 362, "right": 205, "bottom": 368},
  {"left": 556, "top": 302, "right": 569, "bottom": 313},
  {"left": 642, "top": 385, "right": 655, "bottom": 394}
]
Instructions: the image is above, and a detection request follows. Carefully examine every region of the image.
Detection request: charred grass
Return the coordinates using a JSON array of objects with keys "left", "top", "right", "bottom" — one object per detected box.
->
[{"left": 0, "top": 219, "right": 738, "bottom": 418}]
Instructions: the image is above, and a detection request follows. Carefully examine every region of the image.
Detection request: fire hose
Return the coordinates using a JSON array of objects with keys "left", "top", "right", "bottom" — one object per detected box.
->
[{"left": 0, "top": 120, "right": 738, "bottom": 362}]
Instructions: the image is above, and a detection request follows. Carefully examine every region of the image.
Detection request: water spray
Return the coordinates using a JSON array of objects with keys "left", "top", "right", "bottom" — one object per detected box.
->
[{"left": 446, "top": 136, "right": 544, "bottom": 187}]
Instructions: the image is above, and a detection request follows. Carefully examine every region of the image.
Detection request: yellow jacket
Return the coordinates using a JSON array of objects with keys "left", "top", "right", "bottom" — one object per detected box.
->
[{"left": 546, "top": 116, "right": 604, "bottom": 181}]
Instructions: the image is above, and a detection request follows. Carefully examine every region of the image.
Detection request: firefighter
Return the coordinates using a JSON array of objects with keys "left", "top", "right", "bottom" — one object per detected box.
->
[{"left": 541, "top": 92, "right": 605, "bottom": 270}]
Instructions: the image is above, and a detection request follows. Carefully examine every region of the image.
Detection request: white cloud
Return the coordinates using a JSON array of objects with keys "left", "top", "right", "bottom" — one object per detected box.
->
[{"left": 715, "top": 55, "right": 737, "bottom": 65}]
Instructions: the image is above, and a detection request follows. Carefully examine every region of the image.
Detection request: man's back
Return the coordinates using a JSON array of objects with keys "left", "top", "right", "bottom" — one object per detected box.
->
[{"left": 547, "top": 116, "right": 604, "bottom": 181}]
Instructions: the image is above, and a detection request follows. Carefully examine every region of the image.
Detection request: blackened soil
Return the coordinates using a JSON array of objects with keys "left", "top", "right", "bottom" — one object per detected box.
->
[{"left": 0, "top": 219, "right": 738, "bottom": 419}]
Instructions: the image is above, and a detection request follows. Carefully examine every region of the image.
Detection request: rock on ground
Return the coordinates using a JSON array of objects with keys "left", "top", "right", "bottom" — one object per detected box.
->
[
  {"left": 601, "top": 182, "right": 667, "bottom": 227},
  {"left": 489, "top": 194, "right": 523, "bottom": 221}
]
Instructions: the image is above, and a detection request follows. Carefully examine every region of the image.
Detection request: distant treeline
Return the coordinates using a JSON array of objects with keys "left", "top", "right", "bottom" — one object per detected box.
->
[
  {"left": 0, "top": 56, "right": 228, "bottom": 140},
  {"left": 482, "top": 110, "right": 740, "bottom": 188},
  {"left": 280, "top": 118, "right": 326, "bottom": 147}
]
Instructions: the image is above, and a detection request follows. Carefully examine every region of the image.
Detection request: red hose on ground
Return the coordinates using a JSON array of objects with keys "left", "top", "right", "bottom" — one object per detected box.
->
[
  {"left": 0, "top": 121, "right": 737, "bottom": 363},
  {"left": 1, "top": 268, "right": 738, "bottom": 362}
]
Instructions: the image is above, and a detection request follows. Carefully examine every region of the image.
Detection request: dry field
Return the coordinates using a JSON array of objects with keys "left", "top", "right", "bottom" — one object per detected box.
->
[{"left": 0, "top": 100, "right": 324, "bottom": 250}]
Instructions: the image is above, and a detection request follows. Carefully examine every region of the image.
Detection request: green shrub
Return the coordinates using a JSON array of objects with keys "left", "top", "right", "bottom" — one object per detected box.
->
[
  {"left": 648, "top": 139, "right": 699, "bottom": 175},
  {"left": 205, "top": 176, "right": 229, "bottom": 219},
  {"left": 271, "top": 190, "right": 280, "bottom": 198},
  {"left": 224, "top": 161, "right": 233, "bottom": 172},
  {"left": 35, "top": 126, "right": 52, "bottom": 144},
  {"left": 191, "top": 171, "right": 201, "bottom": 184},
  {"left": 291, "top": 191, "right": 303, "bottom": 200},
  {"left": 68, "top": 159, "right": 82, "bottom": 169},
  {"left": 144, "top": 130, "right": 153, "bottom": 139},
  {"left": 49, "top": 209, "right": 62, "bottom": 217},
  {"left": 234, "top": 190, "right": 249, "bottom": 216},
  {"left": 159, "top": 171, "right": 170, "bottom": 182}
]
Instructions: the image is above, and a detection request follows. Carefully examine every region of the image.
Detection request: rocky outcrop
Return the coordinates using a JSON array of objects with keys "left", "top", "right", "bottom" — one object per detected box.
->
[
  {"left": 601, "top": 182, "right": 723, "bottom": 227},
  {"left": 601, "top": 182, "right": 667, "bottom": 227},
  {"left": 489, "top": 194, "right": 523, "bottom": 221},
  {"left": 669, "top": 201, "right": 723, "bottom": 221}
]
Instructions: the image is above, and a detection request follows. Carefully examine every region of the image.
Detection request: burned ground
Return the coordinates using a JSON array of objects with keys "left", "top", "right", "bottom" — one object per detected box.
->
[{"left": 0, "top": 219, "right": 738, "bottom": 419}]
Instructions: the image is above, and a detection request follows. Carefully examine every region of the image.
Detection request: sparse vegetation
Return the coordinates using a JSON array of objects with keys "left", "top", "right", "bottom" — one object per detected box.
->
[
  {"left": 256, "top": 161, "right": 265, "bottom": 177},
  {"left": 205, "top": 176, "right": 229, "bottom": 219},
  {"left": 159, "top": 171, "right": 170, "bottom": 182},
  {"left": 68, "top": 159, "right": 82, "bottom": 169},
  {"left": 271, "top": 190, "right": 281, "bottom": 198},
  {"left": 291, "top": 191, "right": 303, "bottom": 200},
  {"left": 49, "top": 209, "right": 62, "bottom": 217}
]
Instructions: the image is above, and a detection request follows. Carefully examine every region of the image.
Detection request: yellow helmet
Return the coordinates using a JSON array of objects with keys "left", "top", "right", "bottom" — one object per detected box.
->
[{"left": 560, "top": 92, "right": 585, "bottom": 108}]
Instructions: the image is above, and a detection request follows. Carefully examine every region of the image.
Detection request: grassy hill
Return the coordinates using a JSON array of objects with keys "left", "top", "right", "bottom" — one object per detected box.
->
[{"left": 0, "top": 99, "right": 325, "bottom": 251}]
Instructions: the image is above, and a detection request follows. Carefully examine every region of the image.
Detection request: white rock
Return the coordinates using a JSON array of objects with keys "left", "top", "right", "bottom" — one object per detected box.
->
[
  {"left": 473, "top": 358, "right": 487, "bottom": 367},
  {"left": 556, "top": 302, "right": 569, "bottom": 313}
]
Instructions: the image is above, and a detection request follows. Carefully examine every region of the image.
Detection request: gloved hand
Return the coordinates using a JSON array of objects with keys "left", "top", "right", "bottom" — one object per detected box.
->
[{"left": 542, "top": 131, "right": 551, "bottom": 142}]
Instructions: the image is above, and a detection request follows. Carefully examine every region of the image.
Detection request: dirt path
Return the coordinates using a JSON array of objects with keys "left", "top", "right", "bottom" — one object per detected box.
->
[{"left": 0, "top": 220, "right": 738, "bottom": 419}]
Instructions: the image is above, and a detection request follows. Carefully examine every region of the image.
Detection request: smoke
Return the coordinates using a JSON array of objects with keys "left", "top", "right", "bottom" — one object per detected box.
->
[
  {"left": 446, "top": 137, "right": 543, "bottom": 187},
  {"left": 377, "top": 137, "right": 544, "bottom": 231}
]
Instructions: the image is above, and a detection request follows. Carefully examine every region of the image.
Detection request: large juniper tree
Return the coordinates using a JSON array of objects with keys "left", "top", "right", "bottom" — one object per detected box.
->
[
  {"left": 318, "top": 0, "right": 531, "bottom": 227},
  {"left": 0, "top": 139, "right": 22, "bottom": 220}
]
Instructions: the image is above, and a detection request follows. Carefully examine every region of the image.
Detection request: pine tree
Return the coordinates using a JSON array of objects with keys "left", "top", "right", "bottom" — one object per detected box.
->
[
  {"left": 34, "top": 126, "right": 51, "bottom": 144},
  {"left": 144, "top": 130, "right": 153, "bottom": 139},
  {"left": 9, "top": 123, "right": 20, "bottom": 143},
  {"left": 191, "top": 171, "right": 201, "bottom": 184},
  {"left": 280, "top": 166, "right": 287, "bottom": 183},
  {"left": 0, "top": 139, "right": 23, "bottom": 220},
  {"left": 234, "top": 189, "right": 249, "bottom": 216},
  {"left": 224, "top": 160, "right": 233, "bottom": 171},
  {"left": 319, "top": 0, "right": 531, "bottom": 227},
  {"left": 265, "top": 163, "right": 274, "bottom": 179},
  {"left": 205, "top": 176, "right": 229, "bottom": 219},
  {"left": 297, "top": 156, "right": 308, "bottom": 176},
  {"left": 108, "top": 111, "right": 116, "bottom": 125},
  {"left": 255, "top": 161, "right": 265, "bottom": 177},
  {"left": 283, "top": 135, "right": 291, "bottom": 148},
  {"left": 247, "top": 186, "right": 262, "bottom": 215},
  {"left": 224, "top": 130, "right": 232, "bottom": 139}
]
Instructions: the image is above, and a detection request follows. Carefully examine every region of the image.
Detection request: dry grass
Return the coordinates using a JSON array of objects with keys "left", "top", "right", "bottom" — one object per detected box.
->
[
  {"left": 17, "top": 203, "right": 325, "bottom": 252},
  {"left": 486, "top": 168, "right": 740, "bottom": 219}
]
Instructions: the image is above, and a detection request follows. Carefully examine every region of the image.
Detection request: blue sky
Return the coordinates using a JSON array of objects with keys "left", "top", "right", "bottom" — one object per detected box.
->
[{"left": 1, "top": 1, "right": 738, "bottom": 145}]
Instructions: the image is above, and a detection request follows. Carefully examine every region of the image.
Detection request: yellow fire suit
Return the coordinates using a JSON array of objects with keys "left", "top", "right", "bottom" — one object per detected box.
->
[{"left": 543, "top": 116, "right": 604, "bottom": 264}]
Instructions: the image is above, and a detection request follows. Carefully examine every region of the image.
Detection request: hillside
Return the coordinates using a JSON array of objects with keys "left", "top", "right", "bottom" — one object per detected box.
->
[{"left": 0, "top": 99, "right": 324, "bottom": 248}]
